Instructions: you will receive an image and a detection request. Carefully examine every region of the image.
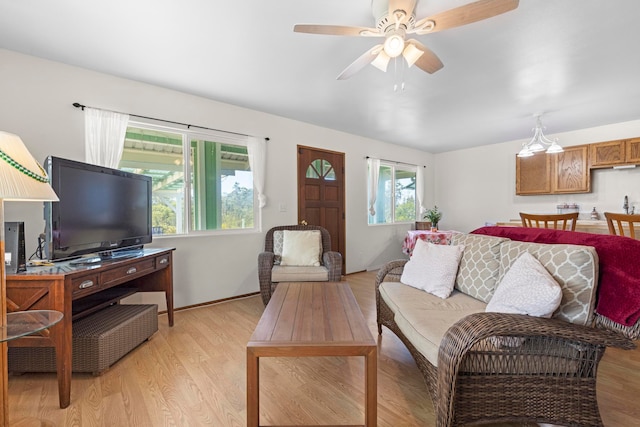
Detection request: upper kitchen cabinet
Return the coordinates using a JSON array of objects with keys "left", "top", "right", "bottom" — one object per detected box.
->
[
  {"left": 516, "top": 145, "right": 590, "bottom": 195},
  {"left": 590, "top": 137, "right": 640, "bottom": 168},
  {"left": 552, "top": 145, "right": 590, "bottom": 193}
]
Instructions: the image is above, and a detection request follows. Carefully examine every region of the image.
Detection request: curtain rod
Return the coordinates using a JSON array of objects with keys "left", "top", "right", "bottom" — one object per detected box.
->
[
  {"left": 366, "top": 156, "right": 425, "bottom": 168},
  {"left": 72, "top": 102, "right": 269, "bottom": 141}
]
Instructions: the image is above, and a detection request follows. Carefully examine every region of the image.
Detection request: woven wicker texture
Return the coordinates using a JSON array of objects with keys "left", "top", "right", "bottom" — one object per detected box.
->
[
  {"left": 258, "top": 225, "right": 342, "bottom": 305},
  {"left": 375, "top": 258, "right": 635, "bottom": 427},
  {"left": 9, "top": 304, "right": 158, "bottom": 374}
]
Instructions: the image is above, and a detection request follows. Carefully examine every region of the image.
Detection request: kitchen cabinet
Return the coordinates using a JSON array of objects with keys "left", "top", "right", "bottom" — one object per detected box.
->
[
  {"left": 516, "top": 152, "right": 551, "bottom": 195},
  {"left": 516, "top": 145, "right": 590, "bottom": 195},
  {"left": 553, "top": 145, "right": 590, "bottom": 193},
  {"left": 590, "top": 137, "right": 640, "bottom": 168}
]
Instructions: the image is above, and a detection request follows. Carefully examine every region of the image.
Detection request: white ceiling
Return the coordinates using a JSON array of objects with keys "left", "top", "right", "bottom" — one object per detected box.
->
[{"left": 2, "top": 0, "right": 640, "bottom": 153}]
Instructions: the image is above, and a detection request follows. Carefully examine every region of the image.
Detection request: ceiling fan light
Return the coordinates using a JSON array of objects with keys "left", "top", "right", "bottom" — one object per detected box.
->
[
  {"left": 383, "top": 34, "right": 405, "bottom": 58},
  {"left": 402, "top": 43, "right": 424, "bottom": 67},
  {"left": 371, "top": 51, "right": 391, "bottom": 72}
]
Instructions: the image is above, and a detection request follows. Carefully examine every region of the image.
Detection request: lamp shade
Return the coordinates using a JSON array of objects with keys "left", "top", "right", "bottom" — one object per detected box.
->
[{"left": 0, "top": 131, "right": 59, "bottom": 201}]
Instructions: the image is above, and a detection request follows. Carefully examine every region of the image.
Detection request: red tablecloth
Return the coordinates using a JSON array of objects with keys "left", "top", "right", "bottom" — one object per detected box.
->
[{"left": 402, "top": 230, "right": 457, "bottom": 256}]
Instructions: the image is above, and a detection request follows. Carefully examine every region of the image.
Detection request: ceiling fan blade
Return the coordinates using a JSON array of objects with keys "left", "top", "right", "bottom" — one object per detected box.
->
[
  {"left": 405, "top": 40, "right": 443, "bottom": 74},
  {"left": 413, "top": 0, "right": 519, "bottom": 34},
  {"left": 388, "top": 0, "right": 417, "bottom": 25},
  {"left": 337, "top": 45, "right": 384, "bottom": 80},
  {"left": 294, "top": 24, "right": 381, "bottom": 37}
]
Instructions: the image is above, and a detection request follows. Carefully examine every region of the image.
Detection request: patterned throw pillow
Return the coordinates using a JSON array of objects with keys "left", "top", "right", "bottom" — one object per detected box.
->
[
  {"left": 273, "top": 230, "right": 284, "bottom": 265},
  {"left": 451, "top": 233, "right": 508, "bottom": 302},
  {"left": 400, "top": 239, "right": 465, "bottom": 299}
]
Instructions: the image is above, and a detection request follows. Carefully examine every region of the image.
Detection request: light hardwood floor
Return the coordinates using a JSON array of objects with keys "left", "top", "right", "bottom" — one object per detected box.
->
[{"left": 8, "top": 271, "right": 640, "bottom": 426}]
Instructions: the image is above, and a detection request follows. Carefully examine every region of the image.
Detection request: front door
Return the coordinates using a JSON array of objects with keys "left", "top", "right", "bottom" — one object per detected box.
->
[{"left": 297, "top": 145, "right": 346, "bottom": 272}]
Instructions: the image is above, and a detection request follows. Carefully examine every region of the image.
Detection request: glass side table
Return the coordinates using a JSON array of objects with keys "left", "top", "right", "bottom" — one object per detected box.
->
[{"left": 0, "top": 310, "right": 63, "bottom": 342}]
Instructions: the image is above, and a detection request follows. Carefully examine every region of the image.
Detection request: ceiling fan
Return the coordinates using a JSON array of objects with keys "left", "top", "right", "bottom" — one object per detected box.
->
[{"left": 294, "top": 0, "right": 519, "bottom": 80}]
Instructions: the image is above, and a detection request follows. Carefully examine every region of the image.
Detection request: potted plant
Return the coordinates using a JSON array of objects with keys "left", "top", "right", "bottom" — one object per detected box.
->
[{"left": 424, "top": 205, "right": 442, "bottom": 231}]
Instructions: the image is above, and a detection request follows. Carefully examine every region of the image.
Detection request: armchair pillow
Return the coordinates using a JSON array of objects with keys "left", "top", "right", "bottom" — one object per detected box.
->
[
  {"left": 280, "top": 230, "right": 322, "bottom": 266},
  {"left": 400, "top": 239, "right": 465, "bottom": 299}
]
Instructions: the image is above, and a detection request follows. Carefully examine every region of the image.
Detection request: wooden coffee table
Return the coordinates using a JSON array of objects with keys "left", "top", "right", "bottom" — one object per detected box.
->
[{"left": 247, "top": 281, "right": 377, "bottom": 427}]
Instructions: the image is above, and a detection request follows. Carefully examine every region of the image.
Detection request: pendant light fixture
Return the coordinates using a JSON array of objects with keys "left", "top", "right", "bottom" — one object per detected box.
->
[{"left": 517, "top": 114, "right": 564, "bottom": 158}]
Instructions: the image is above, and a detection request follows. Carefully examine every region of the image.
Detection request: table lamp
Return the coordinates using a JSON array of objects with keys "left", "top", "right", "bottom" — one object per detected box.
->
[{"left": 0, "top": 131, "right": 59, "bottom": 426}]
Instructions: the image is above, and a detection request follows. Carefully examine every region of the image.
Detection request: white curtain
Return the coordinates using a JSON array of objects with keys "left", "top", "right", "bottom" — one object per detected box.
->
[
  {"left": 84, "top": 107, "right": 130, "bottom": 168},
  {"left": 367, "top": 158, "right": 380, "bottom": 216},
  {"left": 247, "top": 136, "right": 267, "bottom": 208},
  {"left": 416, "top": 165, "right": 426, "bottom": 217}
]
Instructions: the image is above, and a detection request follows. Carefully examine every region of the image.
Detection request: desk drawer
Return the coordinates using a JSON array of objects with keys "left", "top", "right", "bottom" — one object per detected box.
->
[
  {"left": 156, "top": 253, "right": 171, "bottom": 268},
  {"left": 101, "top": 258, "right": 156, "bottom": 287},
  {"left": 71, "top": 274, "right": 100, "bottom": 298}
]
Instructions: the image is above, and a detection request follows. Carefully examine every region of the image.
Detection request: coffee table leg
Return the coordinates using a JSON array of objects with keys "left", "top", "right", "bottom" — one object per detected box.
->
[
  {"left": 246, "top": 348, "right": 259, "bottom": 427},
  {"left": 365, "top": 347, "right": 377, "bottom": 426}
]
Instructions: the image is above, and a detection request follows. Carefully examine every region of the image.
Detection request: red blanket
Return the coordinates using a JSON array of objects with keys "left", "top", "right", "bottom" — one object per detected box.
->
[{"left": 471, "top": 226, "right": 640, "bottom": 327}]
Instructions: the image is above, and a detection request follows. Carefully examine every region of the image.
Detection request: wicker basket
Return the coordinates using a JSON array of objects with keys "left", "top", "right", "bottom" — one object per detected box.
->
[{"left": 9, "top": 304, "right": 158, "bottom": 375}]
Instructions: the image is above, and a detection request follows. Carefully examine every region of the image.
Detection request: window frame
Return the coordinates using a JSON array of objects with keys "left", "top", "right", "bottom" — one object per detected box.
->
[
  {"left": 121, "top": 120, "right": 259, "bottom": 237},
  {"left": 368, "top": 161, "right": 418, "bottom": 226}
]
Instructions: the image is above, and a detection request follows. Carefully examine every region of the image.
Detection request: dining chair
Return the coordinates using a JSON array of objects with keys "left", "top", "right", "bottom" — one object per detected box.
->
[
  {"left": 604, "top": 212, "right": 640, "bottom": 239},
  {"left": 519, "top": 212, "right": 579, "bottom": 231}
]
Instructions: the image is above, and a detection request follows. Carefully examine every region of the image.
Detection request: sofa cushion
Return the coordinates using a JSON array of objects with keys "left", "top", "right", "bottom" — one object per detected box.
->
[
  {"left": 497, "top": 240, "right": 598, "bottom": 326},
  {"left": 400, "top": 240, "right": 465, "bottom": 299},
  {"left": 380, "top": 281, "right": 486, "bottom": 366},
  {"left": 450, "top": 233, "right": 509, "bottom": 303},
  {"left": 271, "top": 265, "right": 329, "bottom": 282}
]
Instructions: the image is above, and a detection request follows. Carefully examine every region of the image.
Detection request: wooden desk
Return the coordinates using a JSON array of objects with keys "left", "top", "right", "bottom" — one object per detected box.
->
[
  {"left": 6, "top": 248, "right": 175, "bottom": 408},
  {"left": 247, "top": 282, "right": 377, "bottom": 426}
]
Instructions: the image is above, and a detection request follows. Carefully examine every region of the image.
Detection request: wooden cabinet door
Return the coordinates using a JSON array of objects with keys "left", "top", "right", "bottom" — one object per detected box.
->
[
  {"left": 553, "top": 145, "right": 590, "bottom": 193},
  {"left": 516, "top": 152, "right": 551, "bottom": 195},
  {"left": 590, "top": 140, "right": 625, "bottom": 168},
  {"left": 626, "top": 138, "right": 640, "bottom": 163}
]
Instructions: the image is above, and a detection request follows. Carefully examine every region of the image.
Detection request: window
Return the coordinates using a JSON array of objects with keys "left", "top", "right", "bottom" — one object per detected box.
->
[
  {"left": 368, "top": 161, "right": 417, "bottom": 225},
  {"left": 119, "top": 123, "right": 255, "bottom": 235}
]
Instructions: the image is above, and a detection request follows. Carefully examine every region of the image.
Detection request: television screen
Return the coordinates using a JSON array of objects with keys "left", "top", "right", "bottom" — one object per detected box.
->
[{"left": 44, "top": 156, "right": 152, "bottom": 262}]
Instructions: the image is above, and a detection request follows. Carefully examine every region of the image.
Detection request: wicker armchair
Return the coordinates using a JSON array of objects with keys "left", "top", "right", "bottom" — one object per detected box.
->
[
  {"left": 258, "top": 225, "right": 342, "bottom": 305},
  {"left": 375, "top": 260, "right": 635, "bottom": 427}
]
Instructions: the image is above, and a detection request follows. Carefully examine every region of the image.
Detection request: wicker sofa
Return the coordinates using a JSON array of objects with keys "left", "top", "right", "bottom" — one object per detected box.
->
[{"left": 376, "top": 232, "right": 635, "bottom": 427}]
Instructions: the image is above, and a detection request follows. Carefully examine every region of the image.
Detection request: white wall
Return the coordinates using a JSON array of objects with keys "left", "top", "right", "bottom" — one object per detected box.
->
[
  {"left": 0, "top": 48, "right": 434, "bottom": 309},
  {"left": 434, "top": 120, "right": 640, "bottom": 232}
]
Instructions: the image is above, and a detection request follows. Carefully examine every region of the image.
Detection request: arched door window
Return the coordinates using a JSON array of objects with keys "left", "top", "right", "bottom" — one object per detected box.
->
[{"left": 306, "top": 159, "right": 336, "bottom": 180}]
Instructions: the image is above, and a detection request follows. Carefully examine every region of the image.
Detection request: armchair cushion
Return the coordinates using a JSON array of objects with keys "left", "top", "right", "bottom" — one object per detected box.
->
[
  {"left": 280, "top": 230, "right": 322, "bottom": 266},
  {"left": 271, "top": 265, "right": 329, "bottom": 282}
]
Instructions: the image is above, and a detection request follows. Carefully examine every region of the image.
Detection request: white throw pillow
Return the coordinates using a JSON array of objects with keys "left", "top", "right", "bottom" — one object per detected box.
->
[
  {"left": 487, "top": 251, "right": 562, "bottom": 317},
  {"left": 400, "top": 239, "right": 465, "bottom": 299},
  {"left": 486, "top": 252, "right": 562, "bottom": 347},
  {"left": 280, "top": 230, "right": 322, "bottom": 266}
]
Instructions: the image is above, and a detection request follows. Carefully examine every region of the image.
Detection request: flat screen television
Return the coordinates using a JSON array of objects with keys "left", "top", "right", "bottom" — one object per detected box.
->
[{"left": 43, "top": 156, "right": 152, "bottom": 263}]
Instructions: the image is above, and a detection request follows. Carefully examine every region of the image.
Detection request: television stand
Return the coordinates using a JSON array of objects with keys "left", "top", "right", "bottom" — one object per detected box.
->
[{"left": 5, "top": 247, "right": 175, "bottom": 409}]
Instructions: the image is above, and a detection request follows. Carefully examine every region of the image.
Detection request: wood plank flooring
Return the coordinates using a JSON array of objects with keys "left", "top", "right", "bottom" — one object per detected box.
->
[{"left": 7, "top": 270, "right": 640, "bottom": 426}]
